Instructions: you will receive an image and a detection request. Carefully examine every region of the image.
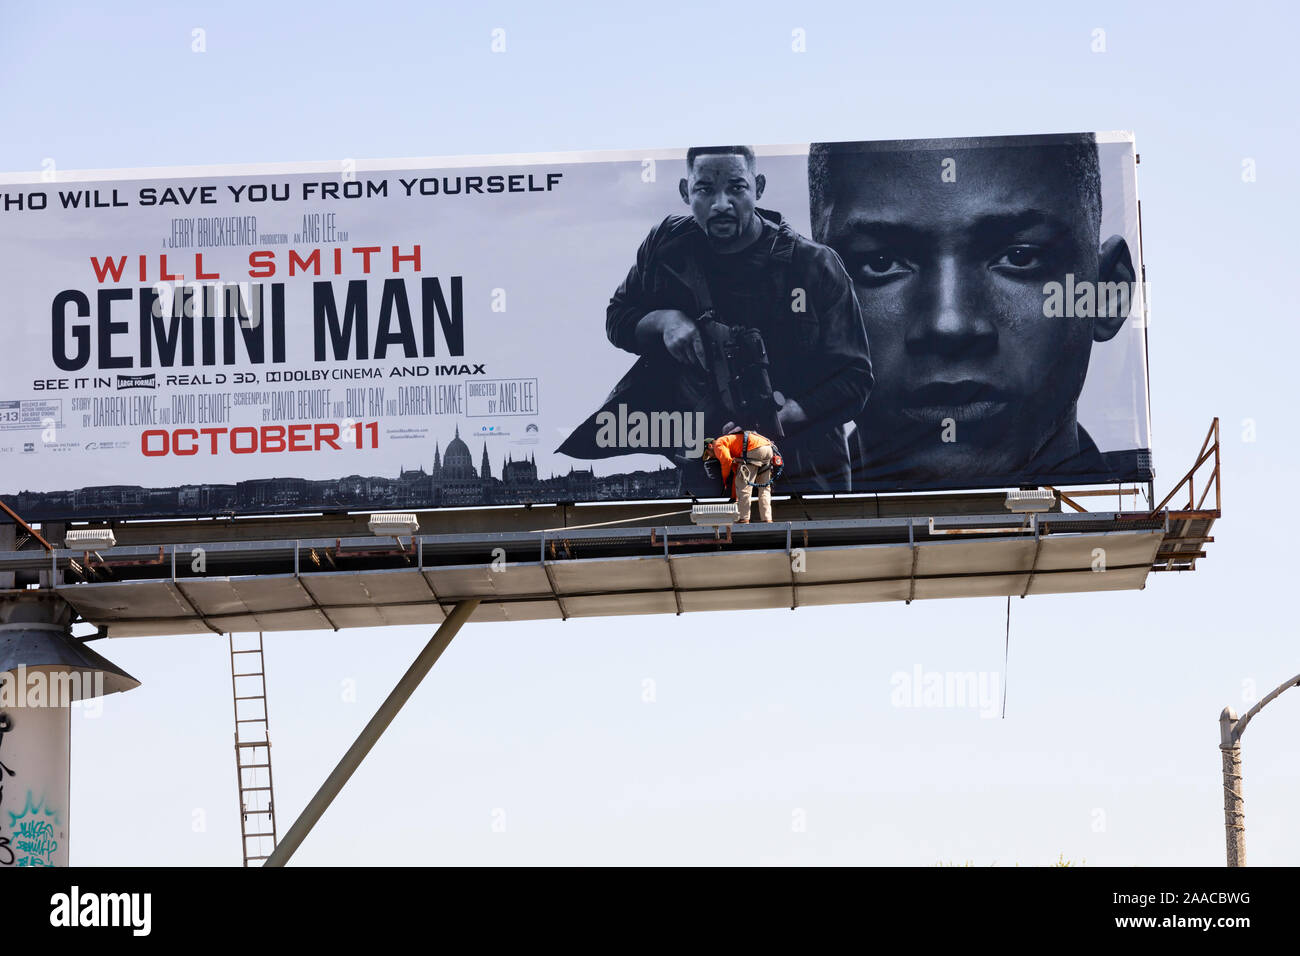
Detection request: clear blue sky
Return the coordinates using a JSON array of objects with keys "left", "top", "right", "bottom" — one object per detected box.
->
[{"left": 2, "top": 0, "right": 1296, "bottom": 865}]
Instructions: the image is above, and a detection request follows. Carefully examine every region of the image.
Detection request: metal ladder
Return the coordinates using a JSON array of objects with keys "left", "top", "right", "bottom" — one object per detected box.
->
[{"left": 229, "top": 632, "right": 278, "bottom": 866}]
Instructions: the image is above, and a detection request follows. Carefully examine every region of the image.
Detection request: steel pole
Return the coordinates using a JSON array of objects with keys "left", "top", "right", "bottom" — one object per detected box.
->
[
  {"left": 1219, "top": 707, "right": 1245, "bottom": 867},
  {"left": 264, "top": 598, "right": 480, "bottom": 867},
  {"left": 1217, "top": 674, "right": 1300, "bottom": 867}
]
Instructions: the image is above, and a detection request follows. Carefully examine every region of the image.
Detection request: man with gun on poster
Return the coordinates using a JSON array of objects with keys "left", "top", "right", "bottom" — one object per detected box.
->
[{"left": 558, "top": 145, "right": 872, "bottom": 497}]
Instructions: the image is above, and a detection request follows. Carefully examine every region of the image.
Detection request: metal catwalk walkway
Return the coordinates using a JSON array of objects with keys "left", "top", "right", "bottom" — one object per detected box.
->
[{"left": 0, "top": 505, "right": 1192, "bottom": 637}]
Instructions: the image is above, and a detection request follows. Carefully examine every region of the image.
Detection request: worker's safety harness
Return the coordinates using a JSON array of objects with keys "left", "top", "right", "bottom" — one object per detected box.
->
[
  {"left": 704, "top": 432, "right": 784, "bottom": 491},
  {"left": 740, "top": 431, "right": 784, "bottom": 489}
]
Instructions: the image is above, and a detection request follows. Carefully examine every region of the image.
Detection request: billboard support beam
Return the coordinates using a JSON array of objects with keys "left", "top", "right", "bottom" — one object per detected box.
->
[
  {"left": 0, "top": 499, "right": 53, "bottom": 553},
  {"left": 542, "top": 557, "right": 569, "bottom": 621},
  {"left": 787, "top": 525, "right": 800, "bottom": 610},
  {"left": 295, "top": 575, "right": 340, "bottom": 632},
  {"left": 663, "top": 530, "right": 683, "bottom": 616},
  {"left": 263, "top": 598, "right": 480, "bottom": 867},
  {"left": 166, "top": 580, "right": 223, "bottom": 636},
  {"left": 905, "top": 521, "right": 918, "bottom": 605},
  {"left": 1021, "top": 517, "right": 1043, "bottom": 598}
]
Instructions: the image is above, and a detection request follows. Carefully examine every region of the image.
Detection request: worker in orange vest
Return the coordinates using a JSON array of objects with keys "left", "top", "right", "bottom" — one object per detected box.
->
[{"left": 702, "top": 431, "right": 782, "bottom": 523}]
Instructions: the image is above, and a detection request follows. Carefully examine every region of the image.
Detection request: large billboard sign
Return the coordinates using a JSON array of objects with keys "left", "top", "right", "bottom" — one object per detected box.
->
[{"left": 0, "top": 133, "right": 1151, "bottom": 521}]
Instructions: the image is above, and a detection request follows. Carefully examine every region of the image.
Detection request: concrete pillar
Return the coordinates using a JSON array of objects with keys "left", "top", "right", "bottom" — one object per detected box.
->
[
  {"left": 0, "top": 592, "right": 139, "bottom": 867},
  {"left": 0, "top": 703, "right": 69, "bottom": 866}
]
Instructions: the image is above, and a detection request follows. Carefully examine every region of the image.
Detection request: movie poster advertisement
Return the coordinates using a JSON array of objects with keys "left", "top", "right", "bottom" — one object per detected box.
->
[{"left": 0, "top": 132, "right": 1151, "bottom": 520}]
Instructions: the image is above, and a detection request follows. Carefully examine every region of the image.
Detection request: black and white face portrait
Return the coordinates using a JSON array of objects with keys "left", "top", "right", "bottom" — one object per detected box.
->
[{"left": 810, "top": 135, "right": 1136, "bottom": 480}]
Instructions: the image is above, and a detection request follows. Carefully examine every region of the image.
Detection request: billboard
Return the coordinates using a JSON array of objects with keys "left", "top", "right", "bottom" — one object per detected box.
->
[{"left": 0, "top": 132, "right": 1151, "bottom": 521}]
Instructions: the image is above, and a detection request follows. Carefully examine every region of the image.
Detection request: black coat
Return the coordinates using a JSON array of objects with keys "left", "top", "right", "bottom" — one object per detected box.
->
[{"left": 557, "top": 209, "right": 872, "bottom": 494}]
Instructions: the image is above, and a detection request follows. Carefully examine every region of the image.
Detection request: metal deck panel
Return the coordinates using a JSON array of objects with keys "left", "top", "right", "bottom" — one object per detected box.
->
[
  {"left": 1035, "top": 530, "right": 1163, "bottom": 571},
  {"left": 473, "top": 599, "right": 562, "bottom": 623},
  {"left": 678, "top": 584, "right": 795, "bottom": 614},
  {"left": 548, "top": 555, "right": 674, "bottom": 594},
  {"left": 426, "top": 564, "right": 552, "bottom": 600},
  {"left": 798, "top": 580, "right": 913, "bottom": 605},
  {"left": 916, "top": 538, "right": 1038, "bottom": 576},
  {"left": 563, "top": 592, "right": 680, "bottom": 618},
  {"left": 1025, "top": 566, "right": 1150, "bottom": 595},
  {"left": 793, "top": 543, "right": 915, "bottom": 583},
  {"left": 669, "top": 551, "right": 793, "bottom": 589},
  {"left": 31, "top": 523, "right": 1173, "bottom": 637},
  {"left": 914, "top": 574, "right": 1029, "bottom": 600}
]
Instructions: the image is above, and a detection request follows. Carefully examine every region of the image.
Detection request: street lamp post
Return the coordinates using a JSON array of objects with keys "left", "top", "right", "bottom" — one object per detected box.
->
[{"left": 1219, "top": 672, "right": 1300, "bottom": 867}]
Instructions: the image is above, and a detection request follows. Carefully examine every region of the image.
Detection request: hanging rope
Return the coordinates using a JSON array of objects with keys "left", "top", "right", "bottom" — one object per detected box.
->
[{"left": 1002, "top": 595, "right": 1011, "bottom": 719}]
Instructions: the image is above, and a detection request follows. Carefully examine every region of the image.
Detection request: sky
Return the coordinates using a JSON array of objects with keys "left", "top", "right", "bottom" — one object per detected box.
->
[{"left": 1, "top": 0, "right": 1297, "bottom": 866}]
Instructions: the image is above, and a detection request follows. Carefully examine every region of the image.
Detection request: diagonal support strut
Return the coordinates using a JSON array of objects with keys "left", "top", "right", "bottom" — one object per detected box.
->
[{"left": 263, "top": 598, "right": 480, "bottom": 866}]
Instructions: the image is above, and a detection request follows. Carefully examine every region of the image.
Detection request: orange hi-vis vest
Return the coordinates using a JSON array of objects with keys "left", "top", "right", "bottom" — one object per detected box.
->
[{"left": 710, "top": 431, "right": 773, "bottom": 487}]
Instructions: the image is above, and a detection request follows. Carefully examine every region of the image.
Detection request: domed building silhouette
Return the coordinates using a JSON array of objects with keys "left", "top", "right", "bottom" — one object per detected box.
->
[{"left": 432, "top": 425, "right": 488, "bottom": 505}]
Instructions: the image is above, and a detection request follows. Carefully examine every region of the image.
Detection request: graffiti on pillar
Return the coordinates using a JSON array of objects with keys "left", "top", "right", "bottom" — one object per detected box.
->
[
  {"left": 7, "top": 791, "right": 60, "bottom": 866},
  {"left": 0, "top": 712, "right": 14, "bottom": 865},
  {"left": 0, "top": 712, "right": 63, "bottom": 867}
]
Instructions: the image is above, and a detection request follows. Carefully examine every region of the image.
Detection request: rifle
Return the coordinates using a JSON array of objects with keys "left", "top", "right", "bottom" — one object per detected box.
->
[
  {"left": 694, "top": 313, "right": 785, "bottom": 440},
  {"left": 663, "top": 259, "right": 785, "bottom": 441}
]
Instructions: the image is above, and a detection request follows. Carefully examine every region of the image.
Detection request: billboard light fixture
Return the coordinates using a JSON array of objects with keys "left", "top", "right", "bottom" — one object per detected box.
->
[
  {"left": 65, "top": 528, "right": 116, "bottom": 550},
  {"left": 1004, "top": 489, "right": 1056, "bottom": 513},
  {"left": 690, "top": 503, "right": 740, "bottom": 526},
  {"left": 368, "top": 513, "right": 419, "bottom": 537}
]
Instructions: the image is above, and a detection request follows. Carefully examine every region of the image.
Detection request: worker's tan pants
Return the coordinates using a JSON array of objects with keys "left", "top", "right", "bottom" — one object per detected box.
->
[{"left": 735, "top": 444, "right": 774, "bottom": 522}]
